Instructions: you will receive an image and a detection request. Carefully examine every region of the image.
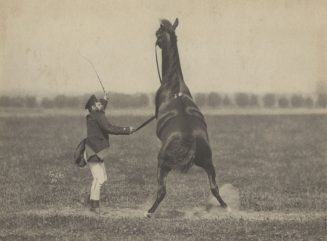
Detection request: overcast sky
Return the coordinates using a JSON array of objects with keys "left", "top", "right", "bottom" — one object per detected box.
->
[{"left": 1, "top": 0, "right": 327, "bottom": 96}]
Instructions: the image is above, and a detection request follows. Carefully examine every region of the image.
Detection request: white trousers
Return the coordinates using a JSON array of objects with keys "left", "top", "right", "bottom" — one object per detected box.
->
[{"left": 88, "top": 162, "right": 108, "bottom": 201}]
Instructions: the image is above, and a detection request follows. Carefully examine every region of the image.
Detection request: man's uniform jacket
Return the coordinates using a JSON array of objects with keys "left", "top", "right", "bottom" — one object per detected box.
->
[{"left": 75, "top": 110, "right": 130, "bottom": 165}]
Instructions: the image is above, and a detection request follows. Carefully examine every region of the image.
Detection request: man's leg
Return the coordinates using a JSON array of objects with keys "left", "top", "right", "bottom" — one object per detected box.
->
[{"left": 88, "top": 160, "right": 107, "bottom": 213}]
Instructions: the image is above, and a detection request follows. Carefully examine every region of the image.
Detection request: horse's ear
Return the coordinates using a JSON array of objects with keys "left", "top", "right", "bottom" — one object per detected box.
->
[{"left": 172, "top": 18, "right": 179, "bottom": 30}]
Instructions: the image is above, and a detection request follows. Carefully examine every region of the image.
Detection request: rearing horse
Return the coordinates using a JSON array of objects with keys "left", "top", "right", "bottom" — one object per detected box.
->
[{"left": 145, "top": 18, "right": 228, "bottom": 217}]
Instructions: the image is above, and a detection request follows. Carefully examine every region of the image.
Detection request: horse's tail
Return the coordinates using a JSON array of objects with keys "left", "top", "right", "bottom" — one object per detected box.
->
[{"left": 164, "top": 135, "right": 196, "bottom": 173}]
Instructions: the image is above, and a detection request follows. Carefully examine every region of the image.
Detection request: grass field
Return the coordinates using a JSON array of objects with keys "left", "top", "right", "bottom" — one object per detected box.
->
[{"left": 0, "top": 113, "right": 326, "bottom": 240}]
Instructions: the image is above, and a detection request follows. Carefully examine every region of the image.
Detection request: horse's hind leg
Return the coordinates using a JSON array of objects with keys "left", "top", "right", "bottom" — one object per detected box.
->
[
  {"left": 196, "top": 160, "right": 227, "bottom": 208},
  {"left": 145, "top": 164, "right": 171, "bottom": 217},
  {"left": 206, "top": 163, "right": 227, "bottom": 208}
]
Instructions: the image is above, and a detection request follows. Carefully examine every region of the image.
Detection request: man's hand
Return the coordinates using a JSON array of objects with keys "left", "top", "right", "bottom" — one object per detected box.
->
[
  {"left": 129, "top": 126, "right": 136, "bottom": 134},
  {"left": 104, "top": 92, "right": 110, "bottom": 100}
]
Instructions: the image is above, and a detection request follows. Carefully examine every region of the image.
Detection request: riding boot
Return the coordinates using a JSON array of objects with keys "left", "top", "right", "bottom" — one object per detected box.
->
[
  {"left": 84, "top": 194, "right": 91, "bottom": 207},
  {"left": 90, "top": 200, "right": 100, "bottom": 214}
]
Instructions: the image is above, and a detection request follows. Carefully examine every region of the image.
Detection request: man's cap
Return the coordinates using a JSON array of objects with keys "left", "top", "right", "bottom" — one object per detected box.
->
[{"left": 84, "top": 94, "right": 98, "bottom": 109}]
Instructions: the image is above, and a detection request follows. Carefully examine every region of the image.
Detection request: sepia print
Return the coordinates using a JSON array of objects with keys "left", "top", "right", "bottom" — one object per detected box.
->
[{"left": 0, "top": 0, "right": 326, "bottom": 240}]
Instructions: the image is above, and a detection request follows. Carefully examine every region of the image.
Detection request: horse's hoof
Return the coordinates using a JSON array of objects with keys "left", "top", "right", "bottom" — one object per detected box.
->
[
  {"left": 144, "top": 212, "right": 154, "bottom": 218},
  {"left": 221, "top": 203, "right": 228, "bottom": 209}
]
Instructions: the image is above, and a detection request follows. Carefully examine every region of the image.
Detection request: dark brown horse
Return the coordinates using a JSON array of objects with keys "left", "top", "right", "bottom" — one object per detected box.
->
[{"left": 145, "top": 18, "right": 227, "bottom": 217}]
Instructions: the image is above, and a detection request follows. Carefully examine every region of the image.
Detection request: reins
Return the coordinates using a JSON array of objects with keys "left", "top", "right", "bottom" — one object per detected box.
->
[
  {"left": 133, "top": 116, "right": 156, "bottom": 132},
  {"left": 132, "top": 43, "right": 162, "bottom": 133},
  {"left": 155, "top": 43, "right": 162, "bottom": 83}
]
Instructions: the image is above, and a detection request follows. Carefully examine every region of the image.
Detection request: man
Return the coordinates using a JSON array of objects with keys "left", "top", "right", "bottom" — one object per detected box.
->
[{"left": 84, "top": 94, "right": 135, "bottom": 214}]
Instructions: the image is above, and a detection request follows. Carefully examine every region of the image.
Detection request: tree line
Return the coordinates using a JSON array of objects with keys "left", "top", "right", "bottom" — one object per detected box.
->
[
  {"left": 0, "top": 92, "right": 326, "bottom": 109},
  {"left": 194, "top": 92, "right": 327, "bottom": 108}
]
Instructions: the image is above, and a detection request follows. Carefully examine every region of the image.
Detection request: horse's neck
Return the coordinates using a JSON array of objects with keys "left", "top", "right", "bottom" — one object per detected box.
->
[
  {"left": 162, "top": 44, "right": 183, "bottom": 84},
  {"left": 161, "top": 44, "right": 190, "bottom": 96}
]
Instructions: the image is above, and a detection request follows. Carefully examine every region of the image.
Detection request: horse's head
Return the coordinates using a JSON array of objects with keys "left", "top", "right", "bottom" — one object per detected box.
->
[{"left": 156, "top": 18, "right": 179, "bottom": 49}]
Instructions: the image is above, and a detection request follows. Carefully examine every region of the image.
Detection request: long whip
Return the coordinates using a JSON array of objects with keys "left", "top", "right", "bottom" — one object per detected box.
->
[{"left": 82, "top": 56, "right": 106, "bottom": 94}]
